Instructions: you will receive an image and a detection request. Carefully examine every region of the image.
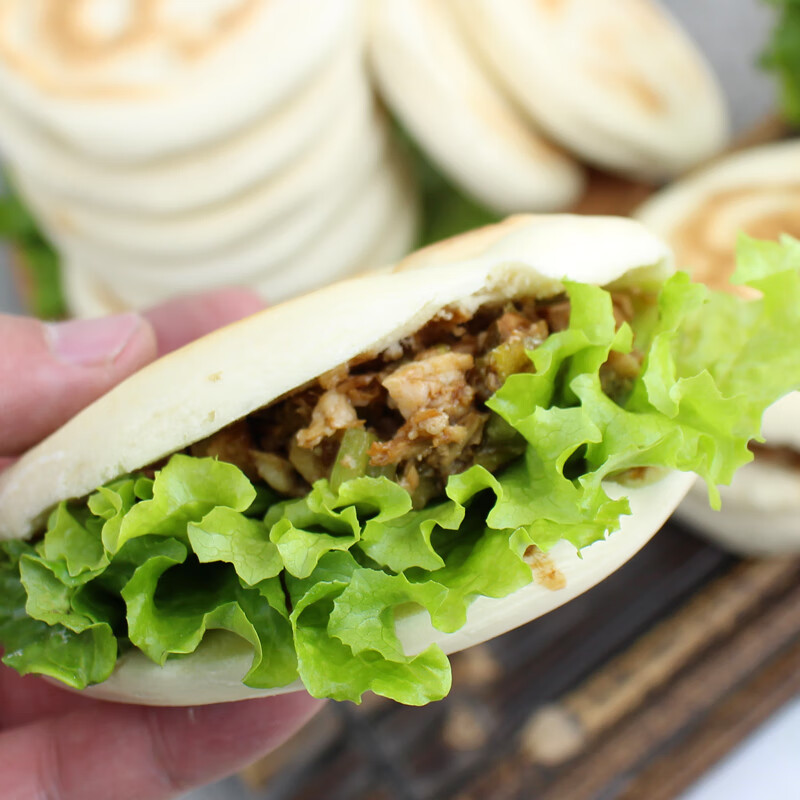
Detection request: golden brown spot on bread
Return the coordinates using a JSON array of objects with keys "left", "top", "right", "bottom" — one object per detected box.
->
[
  {"left": 592, "top": 63, "right": 665, "bottom": 114},
  {"left": 670, "top": 186, "right": 800, "bottom": 296},
  {"left": 536, "top": 0, "right": 567, "bottom": 16},
  {"left": 618, "top": 0, "right": 672, "bottom": 37},
  {"left": 524, "top": 546, "right": 567, "bottom": 591},
  {"left": 746, "top": 211, "right": 800, "bottom": 242}
]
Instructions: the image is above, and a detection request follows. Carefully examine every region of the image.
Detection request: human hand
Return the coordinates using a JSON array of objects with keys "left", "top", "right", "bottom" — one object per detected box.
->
[{"left": 0, "top": 290, "right": 322, "bottom": 800}]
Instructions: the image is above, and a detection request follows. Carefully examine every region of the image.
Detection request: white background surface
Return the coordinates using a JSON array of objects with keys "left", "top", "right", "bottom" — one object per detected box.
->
[
  {"left": 681, "top": 697, "right": 800, "bottom": 800},
  {"left": 0, "top": 2, "right": 798, "bottom": 799}
]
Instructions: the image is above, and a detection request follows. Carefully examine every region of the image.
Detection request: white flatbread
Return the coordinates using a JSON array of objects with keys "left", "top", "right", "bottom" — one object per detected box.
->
[
  {"left": 0, "top": 0, "right": 360, "bottom": 162},
  {"left": 351, "top": 180, "right": 421, "bottom": 274},
  {"left": 368, "top": 0, "right": 584, "bottom": 213},
  {"left": 0, "top": 42, "right": 363, "bottom": 215},
  {"left": 679, "top": 464, "right": 800, "bottom": 557},
  {"left": 1, "top": 215, "right": 689, "bottom": 706},
  {"left": 49, "top": 141, "right": 414, "bottom": 308},
  {"left": 254, "top": 146, "right": 421, "bottom": 303},
  {"left": 61, "top": 178, "right": 420, "bottom": 321},
  {"left": 635, "top": 140, "right": 800, "bottom": 292},
  {"left": 59, "top": 149, "right": 419, "bottom": 318},
  {"left": 451, "top": 0, "right": 729, "bottom": 178},
  {"left": 13, "top": 91, "right": 386, "bottom": 260},
  {"left": 634, "top": 140, "right": 800, "bottom": 554}
]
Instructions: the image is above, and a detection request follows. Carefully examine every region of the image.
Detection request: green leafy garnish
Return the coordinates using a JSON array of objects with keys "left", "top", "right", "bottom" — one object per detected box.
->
[{"left": 762, "top": 0, "right": 800, "bottom": 125}]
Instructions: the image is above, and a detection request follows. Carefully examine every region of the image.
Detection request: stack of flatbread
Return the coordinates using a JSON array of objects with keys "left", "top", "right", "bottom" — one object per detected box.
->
[
  {"left": 0, "top": 0, "right": 731, "bottom": 317},
  {"left": 0, "top": 0, "right": 418, "bottom": 316},
  {"left": 368, "top": 0, "right": 729, "bottom": 211}
]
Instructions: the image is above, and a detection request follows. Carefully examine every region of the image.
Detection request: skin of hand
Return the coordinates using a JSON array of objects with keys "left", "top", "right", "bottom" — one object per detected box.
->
[{"left": 0, "top": 290, "right": 322, "bottom": 800}]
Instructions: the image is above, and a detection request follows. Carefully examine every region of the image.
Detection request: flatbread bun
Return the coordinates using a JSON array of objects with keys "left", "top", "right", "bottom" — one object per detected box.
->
[
  {"left": 59, "top": 160, "right": 420, "bottom": 320},
  {"left": 252, "top": 147, "right": 420, "bottom": 303},
  {"left": 634, "top": 140, "right": 800, "bottom": 554},
  {"left": 52, "top": 144, "right": 417, "bottom": 309},
  {"left": 368, "top": 0, "right": 584, "bottom": 213},
  {"left": 0, "top": 0, "right": 359, "bottom": 162},
  {"left": 677, "top": 392, "right": 800, "bottom": 556},
  {"left": 0, "top": 214, "right": 673, "bottom": 538},
  {"left": 679, "top": 463, "right": 800, "bottom": 557},
  {"left": 10, "top": 81, "right": 382, "bottom": 258},
  {"left": 0, "top": 215, "right": 695, "bottom": 705},
  {"left": 451, "top": 0, "right": 729, "bottom": 179},
  {"left": 59, "top": 149, "right": 420, "bottom": 318},
  {"left": 635, "top": 140, "right": 800, "bottom": 292},
  {"left": 0, "top": 43, "right": 362, "bottom": 215},
  {"left": 16, "top": 109, "right": 387, "bottom": 282}
]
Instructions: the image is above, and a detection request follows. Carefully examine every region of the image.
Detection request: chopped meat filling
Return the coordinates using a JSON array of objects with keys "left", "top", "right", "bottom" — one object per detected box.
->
[
  {"left": 382, "top": 350, "right": 475, "bottom": 420},
  {"left": 191, "top": 420, "right": 257, "bottom": 479},
  {"left": 191, "top": 292, "right": 644, "bottom": 506},
  {"left": 296, "top": 390, "right": 361, "bottom": 449}
]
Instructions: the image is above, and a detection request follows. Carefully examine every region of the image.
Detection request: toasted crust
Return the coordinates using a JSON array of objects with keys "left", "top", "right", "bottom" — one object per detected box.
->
[{"left": 635, "top": 140, "right": 800, "bottom": 293}]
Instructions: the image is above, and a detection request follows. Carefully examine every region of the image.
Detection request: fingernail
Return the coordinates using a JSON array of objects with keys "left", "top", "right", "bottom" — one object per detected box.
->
[{"left": 45, "top": 314, "right": 144, "bottom": 367}]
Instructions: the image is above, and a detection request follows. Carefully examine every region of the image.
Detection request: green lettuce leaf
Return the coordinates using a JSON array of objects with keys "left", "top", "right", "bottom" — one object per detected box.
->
[
  {"left": 0, "top": 545, "right": 117, "bottom": 688},
  {"left": 104, "top": 455, "right": 256, "bottom": 553},
  {"left": 188, "top": 509, "right": 283, "bottom": 586},
  {"left": 122, "top": 542, "right": 297, "bottom": 688},
  {"left": 2, "top": 235, "right": 799, "bottom": 705}
]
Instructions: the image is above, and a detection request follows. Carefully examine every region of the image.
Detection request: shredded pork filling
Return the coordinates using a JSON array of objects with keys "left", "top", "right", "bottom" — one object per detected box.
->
[{"left": 190, "top": 293, "right": 642, "bottom": 507}]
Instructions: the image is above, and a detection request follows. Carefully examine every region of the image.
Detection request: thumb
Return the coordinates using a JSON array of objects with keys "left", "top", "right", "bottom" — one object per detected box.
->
[{"left": 0, "top": 313, "right": 157, "bottom": 456}]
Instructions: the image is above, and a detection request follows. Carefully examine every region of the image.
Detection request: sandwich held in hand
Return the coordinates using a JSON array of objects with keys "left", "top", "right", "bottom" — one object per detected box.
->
[
  {"left": 1, "top": 216, "right": 798, "bottom": 707},
  {"left": 635, "top": 140, "right": 800, "bottom": 554}
]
